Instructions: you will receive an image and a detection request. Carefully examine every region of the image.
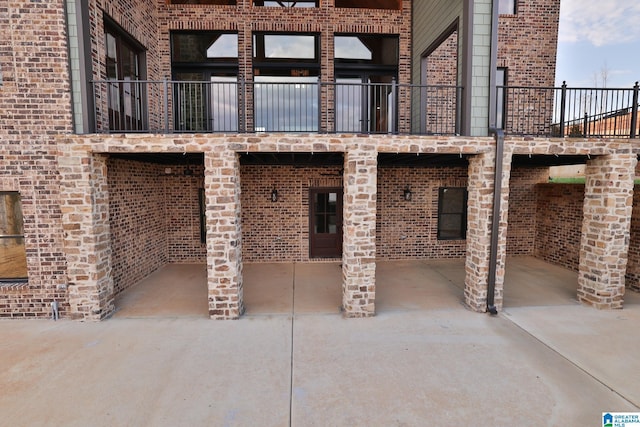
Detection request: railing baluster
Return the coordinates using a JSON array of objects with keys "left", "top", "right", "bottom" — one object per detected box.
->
[{"left": 631, "top": 82, "right": 639, "bottom": 139}]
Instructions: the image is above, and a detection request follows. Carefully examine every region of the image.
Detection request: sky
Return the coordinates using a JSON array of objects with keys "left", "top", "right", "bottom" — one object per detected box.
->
[{"left": 555, "top": 0, "right": 640, "bottom": 88}]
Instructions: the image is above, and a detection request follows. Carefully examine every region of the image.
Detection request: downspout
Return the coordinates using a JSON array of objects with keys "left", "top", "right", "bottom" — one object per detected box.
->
[
  {"left": 487, "top": 128, "right": 503, "bottom": 316},
  {"left": 487, "top": 0, "right": 501, "bottom": 316}
]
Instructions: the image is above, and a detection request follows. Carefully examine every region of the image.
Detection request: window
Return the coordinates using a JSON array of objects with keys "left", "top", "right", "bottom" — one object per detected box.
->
[
  {"left": 335, "top": 0, "right": 400, "bottom": 10},
  {"left": 171, "top": 32, "right": 239, "bottom": 132},
  {"left": 253, "top": 33, "right": 320, "bottom": 131},
  {"left": 335, "top": 35, "right": 398, "bottom": 133},
  {"left": 496, "top": 67, "right": 507, "bottom": 129},
  {"left": 254, "top": 0, "right": 317, "bottom": 6},
  {"left": 498, "top": 0, "right": 515, "bottom": 14},
  {"left": 437, "top": 187, "right": 467, "bottom": 240},
  {"left": 0, "top": 192, "right": 27, "bottom": 281},
  {"left": 169, "top": 0, "right": 236, "bottom": 5},
  {"left": 105, "top": 22, "right": 146, "bottom": 131}
]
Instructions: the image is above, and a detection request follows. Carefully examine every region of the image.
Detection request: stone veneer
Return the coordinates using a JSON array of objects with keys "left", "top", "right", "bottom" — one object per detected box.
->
[{"left": 578, "top": 151, "right": 637, "bottom": 309}]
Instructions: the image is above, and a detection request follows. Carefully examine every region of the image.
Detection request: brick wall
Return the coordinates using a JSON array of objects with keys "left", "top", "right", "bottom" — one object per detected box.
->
[
  {"left": 534, "top": 183, "right": 584, "bottom": 271},
  {"left": 377, "top": 166, "right": 468, "bottom": 259},
  {"left": 0, "top": 0, "right": 72, "bottom": 318},
  {"left": 497, "top": 0, "right": 560, "bottom": 87},
  {"left": 108, "top": 158, "right": 206, "bottom": 296},
  {"left": 241, "top": 165, "right": 343, "bottom": 262},
  {"left": 506, "top": 167, "right": 549, "bottom": 256}
]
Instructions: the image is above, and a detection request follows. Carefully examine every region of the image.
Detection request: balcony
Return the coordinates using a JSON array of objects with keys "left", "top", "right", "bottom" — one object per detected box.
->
[
  {"left": 91, "top": 80, "right": 639, "bottom": 138},
  {"left": 497, "top": 82, "right": 639, "bottom": 139},
  {"left": 91, "top": 79, "right": 462, "bottom": 135}
]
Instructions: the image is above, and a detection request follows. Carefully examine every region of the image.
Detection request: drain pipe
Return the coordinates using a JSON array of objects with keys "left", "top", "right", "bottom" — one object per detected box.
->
[{"left": 487, "top": 127, "right": 503, "bottom": 316}]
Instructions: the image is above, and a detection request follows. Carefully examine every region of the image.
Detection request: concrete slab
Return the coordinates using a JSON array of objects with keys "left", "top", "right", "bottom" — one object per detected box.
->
[
  {"left": 376, "top": 259, "right": 466, "bottom": 312},
  {"left": 504, "top": 257, "right": 579, "bottom": 307},
  {"left": 2, "top": 308, "right": 636, "bottom": 426},
  {"left": 291, "top": 309, "right": 637, "bottom": 426},
  {"left": 504, "top": 304, "right": 640, "bottom": 408},
  {"left": 0, "top": 317, "right": 292, "bottom": 427},
  {"left": 114, "top": 264, "right": 208, "bottom": 318}
]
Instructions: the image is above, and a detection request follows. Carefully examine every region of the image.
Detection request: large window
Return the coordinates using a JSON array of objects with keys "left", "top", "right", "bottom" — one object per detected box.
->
[
  {"left": 253, "top": 33, "right": 320, "bottom": 131},
  {"left": 169, "top": 0, "right": 236, "bottom": 4},
  {"left": 171, "top": 32, "right": 239, "bottom": 132},
  {"left": 498, "top": 0, "right": 516, "bottom": 14},
  {"left": 254, "top": 0, "right": 317, "bottom": 6},
  {"left": 105, "top": 22, "right": 145, "bottom": 131},
  {"left": 437, "top": 187, "right": 467, "bottom": 240},
  {"left": 0, "top": 192, "right": 27, "bottom": 281},
  {"left": 335, "top": 34, "right": 398, "bottom": 133},
  {"left": 335, "top": 0, "right": 400, "bottom": 9}
]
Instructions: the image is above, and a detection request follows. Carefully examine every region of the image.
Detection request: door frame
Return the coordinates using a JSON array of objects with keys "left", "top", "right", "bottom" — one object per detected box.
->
[{"left": 309, "top": 187, "right": 343, "bottom": 258}]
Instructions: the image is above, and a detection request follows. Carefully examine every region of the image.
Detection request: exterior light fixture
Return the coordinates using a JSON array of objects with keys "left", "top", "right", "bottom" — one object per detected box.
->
[
  {"left": 403, "top": 186, "right": 412, "bottom": 201},
  {"left": 271, "top": 188, "right": 278, "bottom": 202}
]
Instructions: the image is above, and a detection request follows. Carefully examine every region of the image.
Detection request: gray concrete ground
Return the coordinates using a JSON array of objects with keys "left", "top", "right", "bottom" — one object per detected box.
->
[{"left": 1, "top": 257, "right": 639, "bottom": 426}]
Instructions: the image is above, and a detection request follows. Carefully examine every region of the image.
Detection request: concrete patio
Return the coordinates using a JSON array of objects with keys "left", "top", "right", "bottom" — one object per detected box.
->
[{"left": 2, "top": 257, "right": 639, "bottom": 426}]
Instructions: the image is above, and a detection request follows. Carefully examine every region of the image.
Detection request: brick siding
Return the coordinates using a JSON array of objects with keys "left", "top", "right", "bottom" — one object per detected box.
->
[{"left": 0, "top": 0, "right": 72, "bottom": 318}]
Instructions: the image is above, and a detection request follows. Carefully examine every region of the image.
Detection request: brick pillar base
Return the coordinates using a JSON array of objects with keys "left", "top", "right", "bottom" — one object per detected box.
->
[
  {"left": 59, "top": 151, "right": 114, "bottom": 320},
  {"left": 205, "top": 150, "right": 244, "bottom": 319},
  {"left": 342, "top": 145, "right": 377, "bottom": 317},
  {"left": 578, "top": 151, "right": 637, "bottom": 309},
  {"left": 464, "top": 149, "right": 512, "bottom": 312}
]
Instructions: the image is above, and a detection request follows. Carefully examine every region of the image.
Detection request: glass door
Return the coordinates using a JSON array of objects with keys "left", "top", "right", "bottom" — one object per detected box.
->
[{"left": 309, "top": 188, "right": 343, "bottom": 258}]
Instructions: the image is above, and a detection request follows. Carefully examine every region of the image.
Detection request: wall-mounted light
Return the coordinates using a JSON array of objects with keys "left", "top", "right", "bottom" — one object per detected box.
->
[
  {"left": 271, "top": 188, "right": 278, "bottom": 202},
  {"left": 403, "top": 186, "right": 412, "bottom": 201}
]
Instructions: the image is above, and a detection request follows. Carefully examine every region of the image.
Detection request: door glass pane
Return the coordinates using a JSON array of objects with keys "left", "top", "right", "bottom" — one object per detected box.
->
[
  {"left": 315, "top": 193, "right": 326, "bottom": 212},
  {"left": 327, "top": 192, "right": 337, "bottom": 213},
  {"left": 211, "top": 76, "right": 238, "bottom": 131},
  {"left": 174, "top": 73, "right": 208, "bottom": 131},
  {"left": 327, "top": 214, "right": 337, "bottom": 234},
  {"left": 254, "top": 76, "right": 318, "bottom": 132},
  {"left": 315, "top": 214, "right": 326, "bottom": 233},
  {"left": 336, "top": 78, "right": 362, "bottom": 132}
]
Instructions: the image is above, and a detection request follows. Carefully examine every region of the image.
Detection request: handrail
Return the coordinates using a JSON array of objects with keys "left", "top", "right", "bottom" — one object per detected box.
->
[{"left": 89, "top": 79, "right": 463, "bottom": 136}]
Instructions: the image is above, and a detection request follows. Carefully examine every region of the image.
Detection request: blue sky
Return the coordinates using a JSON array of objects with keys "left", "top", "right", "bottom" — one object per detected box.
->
[{"left": 555, "top": 0, "right": 640, "bottom": 88}]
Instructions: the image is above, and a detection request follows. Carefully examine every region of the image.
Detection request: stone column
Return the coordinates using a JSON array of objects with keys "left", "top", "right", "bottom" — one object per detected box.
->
[
  {"left": 58, "top": 151, "right": 114, "bottom": 320},
  {"left": 342, "top": 144, "right": 377, "bottom": 317},
  {"left": 465, "top": 149, "right": 512, "bottom": 312},
  {"left": 578, "top": 151, "right": 637, "bottom": 309},
  {"left": 204, "top": 149, "right": 244, "bottom": 319}
]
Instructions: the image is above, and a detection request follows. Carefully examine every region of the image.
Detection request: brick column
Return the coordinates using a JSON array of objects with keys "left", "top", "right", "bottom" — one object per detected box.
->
[
  {"left": 204, "top": 149, "right": 244, "bottom": 319},
  {"left": 58, "top": 151, "right": 114, "bottom": 320},
  {"left": 342, "top": 145, "right": 377, "bottom": 317},
  {"left": 578, "top": 151, "right": 637, "bottom": 309},
  {"left": 465, "top": 149, "right": 512, "bottom": 312}
]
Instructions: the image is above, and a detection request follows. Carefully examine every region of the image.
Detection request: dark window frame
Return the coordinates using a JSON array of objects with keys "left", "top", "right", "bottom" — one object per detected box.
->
[
  {"left": 437, "top": 187, "right": 467, "bottom": 240},
  {"left": 104, "top": 19, "right": 147, "bottom": 131},
  {"left": 0, "top": 191, "right": 28, "bottom": 282}
]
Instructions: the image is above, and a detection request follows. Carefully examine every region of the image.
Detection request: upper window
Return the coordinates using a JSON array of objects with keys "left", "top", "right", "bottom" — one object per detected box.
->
[
  {"left": 254, "top": 1, "right": 317, "bottom": 6},
  {"left": 334, "top": 34, "right": 398, "bottom": 65},
  {"left": 335, "top": 0, "right": 400, "bottom": 10},
  {"left": 437, "top": 187, "right": 467, "bottom": 240},
  {"left": 253, "top": 34, "right": 319, "bottom": 62},
  {"left": 0, "top": 192, "right": 27, "bottom": 281},
  {"left": 172, "top": 32, "right": 238, "bottom": 62},
  {"left": 105, "top": 22, "right": 146, "bottom": 131},
  {"left": 498, "top": 0, "right": 516, "bottom": 14}
]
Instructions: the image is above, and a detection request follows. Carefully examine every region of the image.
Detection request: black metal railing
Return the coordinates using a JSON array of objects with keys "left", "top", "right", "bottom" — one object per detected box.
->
[
  {"left": 91, "top": 79, "right": 462, "bottom": 135},
  {"left": 92, "top": 79, "right": 639, "bottom": 138},
  {"left": 498, "top": 81, "right": 640, "bottom": 138}
]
